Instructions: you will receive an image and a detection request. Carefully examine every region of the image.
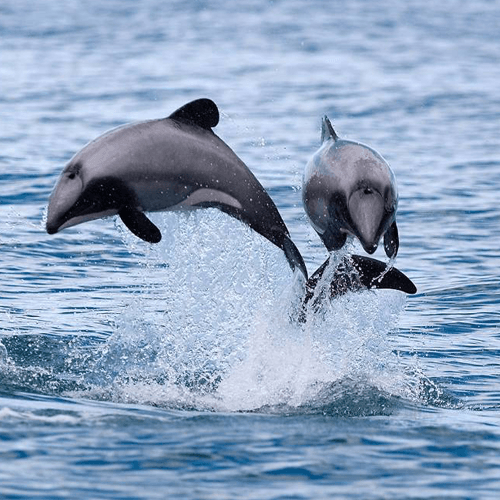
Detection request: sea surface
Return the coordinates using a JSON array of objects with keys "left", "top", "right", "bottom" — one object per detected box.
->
[{"left": 1, "top": 0, "right": 500, "bottom": 498}]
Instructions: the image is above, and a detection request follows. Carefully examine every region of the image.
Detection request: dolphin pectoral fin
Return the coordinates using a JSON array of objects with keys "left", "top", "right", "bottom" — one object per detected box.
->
[
  {"left": 322, "top": 226, "right": 347, "bottom": 252},
  {"left": 304, "top": 254, "right": 416, "bottom": 306},
  {"left": 118, "top": 207, "right": 162, "bottom": 243},
  {"left": 168, "top": 98, "right": 219, "bottom": 130},
  {"left": 282, "top": 235, "right": 308, "bottom": 279},
  {"left": 383, "top": 221, "right": 399, "bottom": 258}
]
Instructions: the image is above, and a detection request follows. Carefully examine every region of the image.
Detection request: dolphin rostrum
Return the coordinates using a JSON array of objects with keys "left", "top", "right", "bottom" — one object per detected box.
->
[
  {"left": 303, "top": 117, "right": 399, "bottom": 258},
  {"left": 46, "top": 98, "right": 307, "bottom": 278}
]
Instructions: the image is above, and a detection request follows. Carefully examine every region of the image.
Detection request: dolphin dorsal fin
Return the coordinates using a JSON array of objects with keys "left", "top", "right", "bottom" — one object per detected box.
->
[
  {"left": 321, "top": 116, "right": 339, "bottom": 143},
  {"left": 169, "top": 98, "right": 220, "bottom": 130}
]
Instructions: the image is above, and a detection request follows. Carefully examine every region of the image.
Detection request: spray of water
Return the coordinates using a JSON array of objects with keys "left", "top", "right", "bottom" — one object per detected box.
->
[
  {"left": 68, "top": 212, "right": 429, "bottom": 413},
  {"left": 1, "top": 211, "right": 443, "bottom": 415}
]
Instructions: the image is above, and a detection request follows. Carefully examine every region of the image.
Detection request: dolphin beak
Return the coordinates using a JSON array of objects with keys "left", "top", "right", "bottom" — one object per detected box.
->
[
  {"left": 46, "top": 174, "right": 83, "bottom": 234},
  {"left": 348, "top": 188, "right": 384, "bottom": 254},
  {"left": 46, "top": 218, "right": 60, "bottom": 234},
  {"left": 46, "top": 201, "right": 71, "bottom": 234}
]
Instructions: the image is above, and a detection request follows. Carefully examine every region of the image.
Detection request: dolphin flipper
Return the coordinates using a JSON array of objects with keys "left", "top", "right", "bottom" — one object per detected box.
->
[
  {"left": 119, "top": 207, "right": 162, "bottom": 243},
  {"left": 304, "top": 254, "right": 416, "bottom": 306},
  {"left": 383, "top": 221, "right": 399, "bottom": 258},
  {"left": 321, "top": 225, "right": 348, "bottom": 252}
]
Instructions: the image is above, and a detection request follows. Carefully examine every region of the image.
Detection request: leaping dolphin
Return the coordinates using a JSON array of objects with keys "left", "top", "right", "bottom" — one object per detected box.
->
[
  {"left": 301, "top": 117, "right": 416, "bottom": 303},
  {"left": 303, "top": 117, "right": 399, "bottom": 258},
  {"left": 46, "top": 98, "right": 307, "bottom": 278}
]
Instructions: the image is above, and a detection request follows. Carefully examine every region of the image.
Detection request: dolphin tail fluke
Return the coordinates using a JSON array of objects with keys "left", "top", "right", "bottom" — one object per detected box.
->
[
  {"left": 118, "top": 207, "right": 162, "bottom": 243},
  {"left": 303, "top": 254, "right": 416, "bottom": 306},
  {"left": 282, "top": 235, "right": 308, "bottom": 279}
]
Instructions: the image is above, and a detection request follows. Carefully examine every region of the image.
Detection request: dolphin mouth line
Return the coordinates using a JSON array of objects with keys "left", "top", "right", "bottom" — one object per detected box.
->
[{"left": 46, "top": 208, "right": 119, "bottom": 235}]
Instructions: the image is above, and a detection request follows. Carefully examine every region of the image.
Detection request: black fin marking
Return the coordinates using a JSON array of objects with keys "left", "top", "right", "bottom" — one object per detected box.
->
[
  {"left": 383, "top": 221, "right": 399, "bottom": 258},
  {"left": 303, "top": 254, "right": 416, "bottom": 308},
  {"left": 119, "top": 207, "right": 162, "bottom": 243},
  {"left": 321, "top": 116, "right": 339, "bottom": 143},
  {"left": 169, "top": 98, "right": 219, "bottom": 130},
  {"left": 282, "top": 235, "right": 308, "bottom": 279}
]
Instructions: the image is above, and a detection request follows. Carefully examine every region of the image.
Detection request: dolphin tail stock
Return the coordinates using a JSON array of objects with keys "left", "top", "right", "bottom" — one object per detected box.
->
[
  {"left": 303, "top": 253, "right": 417, "bottom": 309},
  {"left": 282, "top": 234, "right": 308, "bottom": 279},
  {"left": 116, "top": 201, "right": 309, "bottom": 279},
  {"left": 196, "top": 200, "right": 309, "bottom": 280}
]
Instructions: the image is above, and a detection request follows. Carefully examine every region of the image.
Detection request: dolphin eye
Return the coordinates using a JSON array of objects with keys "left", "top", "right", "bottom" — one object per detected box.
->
[
  {"left": 364, "top": 187, "right": 373, "bottom": 195},
  {"left": 66, "top": 162, "right": 82, "bottom": 180}
]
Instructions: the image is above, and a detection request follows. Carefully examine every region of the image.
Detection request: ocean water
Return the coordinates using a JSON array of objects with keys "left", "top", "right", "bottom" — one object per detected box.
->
[{"left": 1, "top": 0, "right": 500, "bottom": 498}]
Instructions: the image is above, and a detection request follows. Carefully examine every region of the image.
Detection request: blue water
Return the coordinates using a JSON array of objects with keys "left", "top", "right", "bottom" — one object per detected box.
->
[{"left": 1, "top": 0, "right": 500, "bottom": 498}]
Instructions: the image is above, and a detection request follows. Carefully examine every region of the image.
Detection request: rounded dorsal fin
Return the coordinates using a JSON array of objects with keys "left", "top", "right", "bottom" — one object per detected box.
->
[
  {"left": 321, "top": 115, "right": 339, "bottom": 143},
  {"left": 168, "top": 98, "right": 220, "bottom": 130}
]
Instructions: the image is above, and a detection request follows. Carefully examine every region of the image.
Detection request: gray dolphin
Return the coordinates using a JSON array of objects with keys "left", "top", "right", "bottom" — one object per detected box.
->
[
  {"left": 302, "top": 117, "right": 399, "bottom": 258},
  {"left": 46, "top": 98, "right": 307, "bottom": 278}
]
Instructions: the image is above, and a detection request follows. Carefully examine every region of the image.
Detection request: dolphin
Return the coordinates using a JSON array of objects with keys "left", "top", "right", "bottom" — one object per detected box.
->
[
  {"left": 302, "top": 117, "right": 399, "bottom": 258},
  {"left": 46, "top": 98, "right": 308, "bottom": 278}
]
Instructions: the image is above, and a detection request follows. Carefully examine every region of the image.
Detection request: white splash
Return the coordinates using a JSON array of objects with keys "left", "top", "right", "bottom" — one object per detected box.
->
[{"left": 66, "top": 210, "right": 421, "bottom": 414}]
